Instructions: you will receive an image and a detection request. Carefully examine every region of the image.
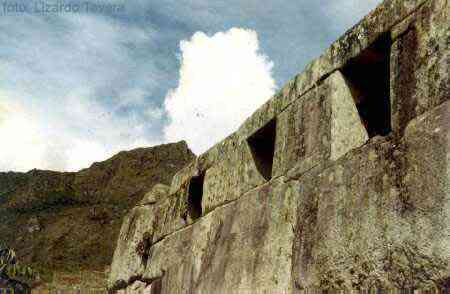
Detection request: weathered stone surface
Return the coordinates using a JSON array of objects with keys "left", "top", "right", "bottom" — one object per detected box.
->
[
  {"left": 109, "top": 178, "right": 295, "bottom": 292},
  {"left": 116, "top": 280, "right": 160, "bottom": 294},
  {"left": 236, "top": 0, "right": 429, "bottom": 141},
  {"left": 273, "top": 70, "right": 369, "bottom": 177},
  {"left": 397, "top": 102, "right": 449, "bottom": 269},
  {"left": 273, "top": 81, "right": 331, "bottom": 177},
  {"left": 139, "top": 184, "right": 170, "bottom": 206},
  {"left": 111, "top": 102, "right": 448, "bottom": 292},
  {"left": 109, "top": 0, "right": 449, "bottom": 292},
  {"left": 169, "top": 160, "right": 197, "bottom": 195},
  {"left": 139, "top": 178, "right": 296, "bottom": 294},
  {"left": 170, "top": 134, "right": 241, "bottom": 196},
  {"left": 329, "top": 71, "right": 369, "bottom": 160},
  {"left": 291, "top": 140, "right": 393, "bottom": 290},
  {"left": 170, "top": 132, "right": 273, "bottom": 216},
  {"left": 110, "top": 184, "right": 195, "bottom": 291},
  {"left": 151, "top": 191, "right": 189, "bottom": 241},
  {"left": 293, "top": 102, "right": 449, "bottom": 290},
  {"left": 109, "top": 205, "right": 154, "bottom": 289},
  {"left": 391, "top": 0, "right": 449, "bottom": 135},
  {"left": 203, "top": 142, "right": 267, "bottom": 213}
]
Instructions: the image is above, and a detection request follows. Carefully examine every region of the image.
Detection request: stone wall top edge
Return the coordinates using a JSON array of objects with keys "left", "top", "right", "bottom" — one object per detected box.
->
[
  {"left": 169, "top": 0, "right": 429, "bottom": 195},
  {"left": 240, "top": 0, "right": 429, "bottom": 135}
]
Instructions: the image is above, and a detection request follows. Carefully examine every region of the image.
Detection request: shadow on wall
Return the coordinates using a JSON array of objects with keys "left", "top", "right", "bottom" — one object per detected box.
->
[
  {"left": 187, "top": 172, "right": 205, "bottom": 220},
  {"left": 247, "top": 118, "right": 277, "bottom": 181},
  {"left": 341, "top": 32, "right": 393, "bottom": 138}
]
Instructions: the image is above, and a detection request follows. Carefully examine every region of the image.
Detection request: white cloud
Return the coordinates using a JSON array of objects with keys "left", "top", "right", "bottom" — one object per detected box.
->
[
  {"left": 0, "top": 93, "right": 47, "bottom": 172},
  {"left": 0, "top": 92, "right": 162, "bottom": 172},
  {"left": 163, "top": 28, "right": 276, "bottom": 154}
]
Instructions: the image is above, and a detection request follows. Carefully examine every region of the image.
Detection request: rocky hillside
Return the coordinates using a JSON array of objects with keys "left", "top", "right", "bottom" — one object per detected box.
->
[{"left": 0, "top": 141, "right": 195, "bottom": 285}]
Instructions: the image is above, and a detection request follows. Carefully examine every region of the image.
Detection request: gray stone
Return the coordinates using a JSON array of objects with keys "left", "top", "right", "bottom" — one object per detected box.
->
[
  {"left": 139, "top": 184, "right": 171, "bottom": 206},
  {"left": 390, "top": 0, "right": 449, "bottom": 136},
  {"left": 329, "top": 71, "right": 369, "bottom": 161},
  {"left": 109, "top": 0, "right": 449, "bottom": 292}
]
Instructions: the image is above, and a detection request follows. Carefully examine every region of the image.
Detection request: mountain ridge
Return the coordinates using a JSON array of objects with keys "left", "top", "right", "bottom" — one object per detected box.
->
[{"left": 0, "top": 141, "right": 195, "bottom": 289}]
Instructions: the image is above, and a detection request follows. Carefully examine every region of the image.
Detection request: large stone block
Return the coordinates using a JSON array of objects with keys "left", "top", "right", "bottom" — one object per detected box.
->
[
  {"left": 329, "top": 71, "right": 369, "bottom": 160},
  {"left": 395, "top": 101, "right": 449, "bottom": 261},
  {"left": 273, "top": 76, "right": 332, "bottom": 177},
  {"left": 109, "top": 205, "right": 155, "bottom": 290},
  {"left": 391, "top": 0, "right": 449, "bottom": 135},
  {"left": 109, "top": 185, "right": 188, "bottom": 290},
  {"left": 169, "top": 133, "right": 270, "bottom": 218},
  {"left": 274, "top": 70, "right": 371, "bottom": 177},
  {"left": 139, "top": 178, "right": 296, "bottom": 294},
  {"left": 291, "top": 139, "right": 396, "bottom": 290},
  {"left": 197, "top": 133, "right": 240, "bottom": 170},
  {"left": 169, "top": 161, "right": 197, "bottom": 195},
  {"left": 151, "top": 190, "right": 189, "bottom": 241},
  {"left": 202, "top": 142, "right": 267, "bottom": 213},
  {"left": 291, "top": 103, "right": 449, "bottom": 290}
]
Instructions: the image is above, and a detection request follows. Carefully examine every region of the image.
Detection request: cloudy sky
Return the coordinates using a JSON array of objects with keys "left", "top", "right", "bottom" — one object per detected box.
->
[{"left": 0, "top": 0, "right": 381, "bottom": 172}]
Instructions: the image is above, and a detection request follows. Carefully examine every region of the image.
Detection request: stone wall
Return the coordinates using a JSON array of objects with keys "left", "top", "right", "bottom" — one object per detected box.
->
[{"left": 109, "top": 0, "right": 449, "bottom": 292}]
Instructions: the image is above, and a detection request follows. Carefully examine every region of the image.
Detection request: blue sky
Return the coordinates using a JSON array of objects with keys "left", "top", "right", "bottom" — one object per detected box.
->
[{"left": 0, "top": 0, "right": 381, "bottom": 172}]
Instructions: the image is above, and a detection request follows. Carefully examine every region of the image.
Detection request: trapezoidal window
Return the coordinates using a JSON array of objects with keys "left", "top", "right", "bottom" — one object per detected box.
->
[
  {"left": 341, "top": 32, "right": 392, "bottom": 138},
  {"left": 187, "top": 172, "right": 205, "bottom": 220},
  {"left": 247, "top": 119, "right": 276, "bottom": 181}
]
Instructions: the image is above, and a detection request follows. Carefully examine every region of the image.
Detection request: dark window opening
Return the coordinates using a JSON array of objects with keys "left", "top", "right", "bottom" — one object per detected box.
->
[
  {"left": 247, "top": 119, "right": 277, "bottom": 181},
  {"left": 187, "top": 173, "right": 205, "bottom": 220},
  {"left": 341, "top": 32, "right": 392, "bottom": 137},
  {"left": 136, "top": 232, "right": 152, "bottom": 267}
]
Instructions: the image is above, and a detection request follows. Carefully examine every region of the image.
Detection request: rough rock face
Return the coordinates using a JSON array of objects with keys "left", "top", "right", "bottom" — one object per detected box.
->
[
  {"left": 0, "top": 141, "right": 194, "bottom": 291},
  {"left": 109, "top": 0, "right": 449, "bottom": 292}
]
